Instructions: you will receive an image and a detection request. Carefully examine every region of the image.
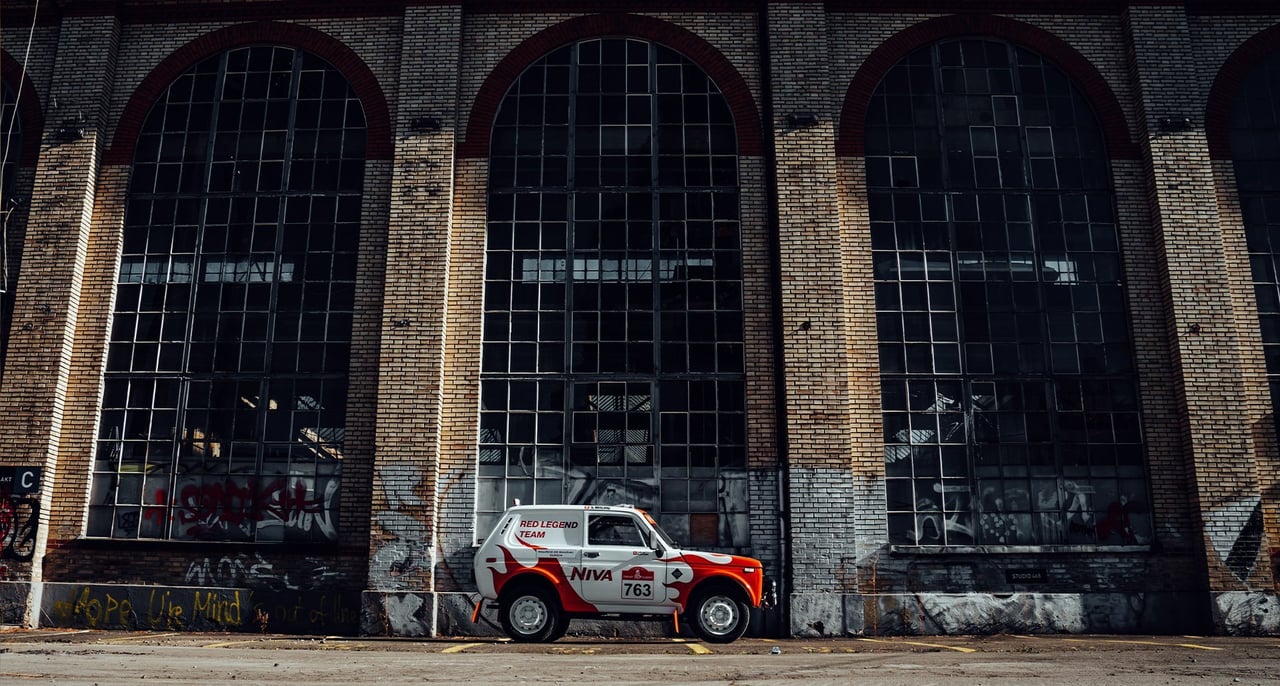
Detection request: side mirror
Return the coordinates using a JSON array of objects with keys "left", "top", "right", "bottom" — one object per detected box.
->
[{"left": 648, "top": 530, "right": 664, "bottom": 554}]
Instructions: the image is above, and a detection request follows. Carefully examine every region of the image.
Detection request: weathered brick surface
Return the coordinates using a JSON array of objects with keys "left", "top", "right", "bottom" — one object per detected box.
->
[
  {"left": 0, "top": 15, "right": 122, "bottom": 590},
  {"left": 1125, "top": 4, "right": 1273, "bottom": 591},
  {"left": 366, "top": 4, "right": 461, "bottom": 595},
  {"left": 767, "top": 3, "right": 859, "bottom": 594},
  {"left": 0, "top": 1, "right": 1278, "bottom": 635}
]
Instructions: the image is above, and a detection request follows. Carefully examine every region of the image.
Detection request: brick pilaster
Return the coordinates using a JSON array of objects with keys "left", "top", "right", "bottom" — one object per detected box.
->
[
  {"left": 766, "top": 4, "right": 860, "bottom": 616},
  {"left": 366, "top": 4, "right": 463, "bottom": 597},
  {"left": 0, "top": 15, "right": 120, "bottom": 603},
  {"left": 1124, "top": 4, "right": 1273, "bottom": 591}
]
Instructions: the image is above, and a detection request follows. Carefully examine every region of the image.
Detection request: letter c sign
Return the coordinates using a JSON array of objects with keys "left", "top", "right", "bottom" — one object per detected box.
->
[{"left": 13, "top": 467, "right": 41, "bottom": 495}]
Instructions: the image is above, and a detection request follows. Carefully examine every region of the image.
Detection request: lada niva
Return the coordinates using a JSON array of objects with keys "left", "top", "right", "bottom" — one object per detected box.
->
[{"left": 473, "top": 504, "right": 771, "bottom": 643}]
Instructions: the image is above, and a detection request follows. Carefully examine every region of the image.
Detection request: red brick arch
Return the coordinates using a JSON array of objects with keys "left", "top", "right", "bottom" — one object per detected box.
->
[
  {"left": 104, "top": 21, "right": 392, "bottom": 166},
  {"left": 836, "top": 14, "right": 1137, "bottom": 160},
  {"left": 458, "top": 13, "right": 763, "bottom": 158},
  {"left": 2, "top": 49, "right": 46, "bottom": 167},
  {"left": 1205, "top": 24, "right": 1280, "bottom": 161}
]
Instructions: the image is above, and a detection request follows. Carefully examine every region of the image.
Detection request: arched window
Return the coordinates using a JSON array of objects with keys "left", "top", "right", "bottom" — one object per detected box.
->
[
  {"left": 90, "top": 46, "right": 366, "bottom": 542},
  {"left": 478, "top": 38, "right": 747, "bottom": 548},
  {"left": 1230, "top": 51, "right": 1280, "bottom": 445},
  {"left": 866, "top": 39, "right": 1149, "bottom": 546},
  {"left": 1, "top": 80, "right": 21, "bottom": 373}
]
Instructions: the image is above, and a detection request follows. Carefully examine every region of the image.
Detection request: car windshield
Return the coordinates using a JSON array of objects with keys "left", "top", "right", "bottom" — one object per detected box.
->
[{"left": 641, "top": 511, "right": 679, "bottom": 549}]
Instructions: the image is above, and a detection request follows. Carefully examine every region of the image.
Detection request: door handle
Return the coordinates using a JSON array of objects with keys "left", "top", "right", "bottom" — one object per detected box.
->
[{"left": 584, "top": 551, "right": 599, "bottom": 558}]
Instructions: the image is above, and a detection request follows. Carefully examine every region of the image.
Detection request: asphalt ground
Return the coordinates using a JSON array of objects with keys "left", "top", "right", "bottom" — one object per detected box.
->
[{"left": 2, "top": 629, "right": 1279, "bottom": 685}]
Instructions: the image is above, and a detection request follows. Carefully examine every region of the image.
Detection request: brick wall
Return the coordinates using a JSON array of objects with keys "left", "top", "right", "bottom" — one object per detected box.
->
[{"left": 0, "top": 0, "right": 1278, "bottom": 635}]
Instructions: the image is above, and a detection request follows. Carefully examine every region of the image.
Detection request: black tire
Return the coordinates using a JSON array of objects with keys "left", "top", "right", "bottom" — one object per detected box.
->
[
  {"left": 546, "top": 614, "right": 571, "bottom": 642},
  {"left": 499, "top": 586, "right": 562, "bottom": 642},
  {"left": 686, "top": 587, "right": 751, "bottom": 643}
]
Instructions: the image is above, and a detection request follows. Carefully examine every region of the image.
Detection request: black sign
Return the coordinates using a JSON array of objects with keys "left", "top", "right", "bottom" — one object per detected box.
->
[
  {"left": 1005, "top": 568, "right": 1048, "bottom": 583},
  {"left": 0, "top": 466, "right": 42, "bottom": 495}
]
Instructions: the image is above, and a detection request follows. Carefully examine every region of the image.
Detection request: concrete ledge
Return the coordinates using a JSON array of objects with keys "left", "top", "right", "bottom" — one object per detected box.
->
[
  {"left": 360, "top": 591, "right": 437, "bottom": 636},
  {"left": 24, "top": 584, "right": 1255, "bottom": 636},
  {"left": 791, "top": 591, "right": 1220, "bottom": 635},
  {"left": 30, "top": 582, "right": 360, "bottom": 634},
  {"left": 1211, "top": 591, "right": 1280, "bottom": 635},
  {"left": 1, "top": 581, "right": 31, "bottom": 626}
]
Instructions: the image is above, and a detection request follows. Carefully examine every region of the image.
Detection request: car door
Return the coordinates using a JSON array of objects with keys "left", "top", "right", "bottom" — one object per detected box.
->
[{"left": 573, "top": 512, "right": 667, "bottom": 611}]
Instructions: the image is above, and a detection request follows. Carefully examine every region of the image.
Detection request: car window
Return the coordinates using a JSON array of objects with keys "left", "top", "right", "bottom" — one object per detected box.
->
[{"left": 587, "top": 514, "right": 645, "bottom": 547}]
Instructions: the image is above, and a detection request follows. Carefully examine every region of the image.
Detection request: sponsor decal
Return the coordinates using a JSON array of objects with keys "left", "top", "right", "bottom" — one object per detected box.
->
[
  {"left": 621, "top": 567, "right": 654, "bottom": 582},
  {"left": 519, "top": 520, "right": 579, "bottom": 529},
  {"left": 569, "top": 567, "right": 613, "bottom": 582}
]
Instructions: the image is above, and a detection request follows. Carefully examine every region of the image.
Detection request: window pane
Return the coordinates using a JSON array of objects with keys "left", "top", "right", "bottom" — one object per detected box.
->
[
  {"left": 91, "top": 46, "right": 362, "bottom": 542},
  {"left": 1233, "top": 52, "right": 1280, "bottom": 462},
  {"left": 478, "top": 39, "right": 748, "bottom": 548},
  {"left": 869, "top": 39, "right": 1149, "bottom": 547}
]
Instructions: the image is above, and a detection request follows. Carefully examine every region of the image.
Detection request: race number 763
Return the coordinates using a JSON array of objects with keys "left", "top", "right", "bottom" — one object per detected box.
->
[{"left": 623, "top": 582, "right": 652, "bottom": 598}]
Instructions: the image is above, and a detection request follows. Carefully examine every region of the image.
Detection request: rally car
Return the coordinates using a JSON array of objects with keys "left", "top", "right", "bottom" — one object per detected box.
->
[{"left": 472, "top": 504, "right": 772, "bottom": 643}]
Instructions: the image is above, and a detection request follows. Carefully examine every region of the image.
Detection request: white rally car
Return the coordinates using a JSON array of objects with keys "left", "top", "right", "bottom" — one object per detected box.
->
[{"left": 473, "top": 504, "right": 772, "bottom": 643}]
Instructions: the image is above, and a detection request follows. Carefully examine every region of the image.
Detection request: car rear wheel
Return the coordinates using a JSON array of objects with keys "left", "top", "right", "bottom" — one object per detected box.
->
[
  {"left": 688, "top": 589, "right": 750, "bottom": 643},
  {"left": 499, "top": 586, "right": 562, "bottom": 642}
]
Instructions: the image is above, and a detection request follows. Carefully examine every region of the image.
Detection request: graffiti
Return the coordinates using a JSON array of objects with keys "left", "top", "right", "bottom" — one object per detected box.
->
[
  {"left": 49, "top": 585, "right": 243, "bottom": 630},
  {"left": 130, "top": 475, "right": 339, "bottom": 542},
  {"left": 1206, "top": 497, "right": 1264, "bottom": 583},
  {"left": 1214, "top": 591, "right": 1280, "bottom": 635},
  {"left": 893, "top": 476, "right": 1147, "bottom": 546},
  {"left": 378, "top": 593, "right": 430, "bottom": 637},
  {"left": 254, "top": 589, "right": 360, "bottom": 633},
  {"left": 184, "top": 553, "right": 341, "bottom": 591},
  {"left": 43, "top": 583, "right": 360, "bottom": 634},
  {"left": 370, "top": 463, "right": 430, "bottom": 590},
  {"left": 0, "top": 467, "right": 41, "bottom": 560}
]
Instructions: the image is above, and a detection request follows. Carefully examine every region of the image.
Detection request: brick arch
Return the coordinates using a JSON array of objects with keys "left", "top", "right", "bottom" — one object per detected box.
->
[
  {"left": 458, "top": 13, "right": 763, "bottom": 158},
  {"left": 1206, "top": 24, "right": 1280, "bottom": 161},
  {"left": 104, "top": 21, "right": 391, "bottom": 166},
  {"left": 1, "top": 49, "right": 45, "bottom": 167},
  {"left": 836, "top": 14, "right": 1137, "bottom": 160}
]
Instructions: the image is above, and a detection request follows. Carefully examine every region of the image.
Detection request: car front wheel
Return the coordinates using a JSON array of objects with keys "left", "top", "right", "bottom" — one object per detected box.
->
[
  {"left": 688, "top": 589, "right": 750, "bottom": 643},
  {"left": 499, "top": 586, "right": 562, "bottom": 642}
]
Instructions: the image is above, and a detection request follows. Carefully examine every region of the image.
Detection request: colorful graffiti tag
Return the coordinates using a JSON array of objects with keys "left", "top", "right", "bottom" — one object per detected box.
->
[
  {"left": 103, "top": 472, "right": 340, "bottom": 542},
  {"left": 166, "top": 475, "right": 339, "bottom": 542}
]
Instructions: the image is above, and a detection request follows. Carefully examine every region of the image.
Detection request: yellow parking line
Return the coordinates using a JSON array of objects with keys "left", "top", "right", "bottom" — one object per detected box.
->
[
  {"left": 202, "top": 640, "right": 261, "bottom": 649},
  {"left": 100, "top": 632, "right": 180, "bottom": 643},
  {"left": 857, "top": 637, "right": 976, "bottom": 653},
  {"left": 900, "top": 641, "right": 976, "bottom": 653},
  {"left": 1176, "top": 644, "right": 1222, "bottom": 651},
  {"left": 2, "top": 629, "right": 92, "bottom": 640},
  {"left": 1066, "top": 638, "right": 1220, "bottom": 651},
  {"left": 442, "top": 642, "right": 480, "bottom": 654},
  {"left": 686, "top": 643, "right": 712, "bottom": 655},
  {"left": 1064, "top": 638, "right": 1161, "bottom": 646}
]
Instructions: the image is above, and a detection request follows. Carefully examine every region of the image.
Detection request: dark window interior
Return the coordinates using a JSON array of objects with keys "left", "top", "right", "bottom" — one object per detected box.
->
[
  {"left": 1232, "top": 51, "right": 1280, "bottom": 455},
  {"left": 867, "top": 39, "right": 1150, "bottom": 546},
  {"left": 478, "top": 39, "right": 748, "bottom": 550},
  {"left": 91, "top": 46, "right": 365, "bottom": 542}
]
